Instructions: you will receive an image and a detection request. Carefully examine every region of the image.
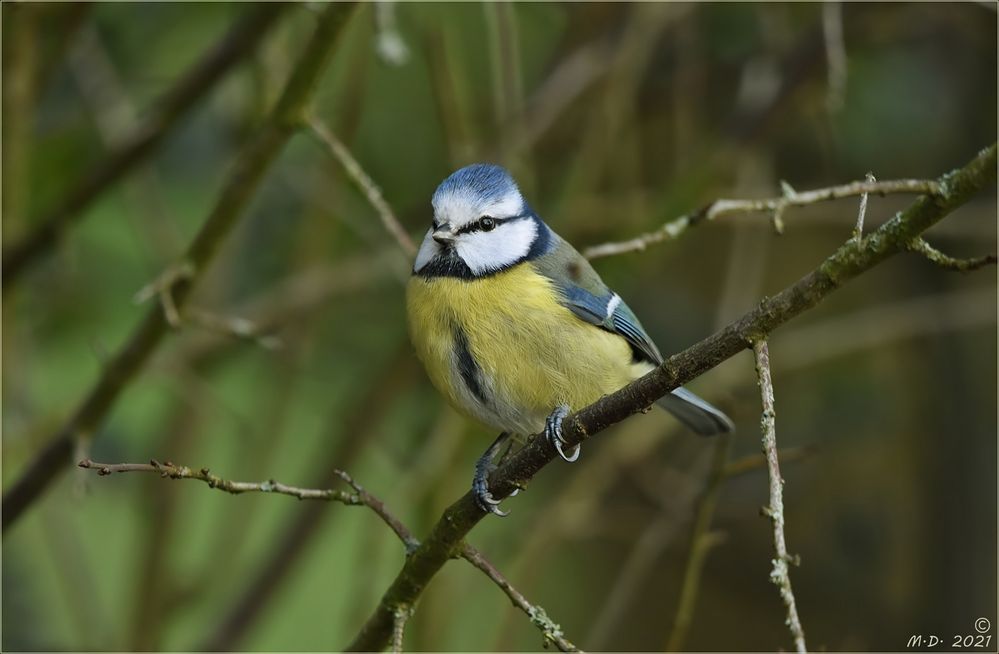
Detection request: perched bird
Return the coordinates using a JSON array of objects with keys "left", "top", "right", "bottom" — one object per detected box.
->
[{"left": 406, "top": 163, "right": 733, "bottom": 515}]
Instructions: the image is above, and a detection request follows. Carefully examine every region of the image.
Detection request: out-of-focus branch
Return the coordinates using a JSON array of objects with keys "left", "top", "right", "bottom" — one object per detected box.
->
[
  {"left": 723, "top": 446, "right": 816, "bottom": 479},
  {"left": 1, "top": 3, "right": 39, "bottom": 235},
  {"left": 752, "top": 340, "right": 807, "bottom": 653},
  {"left": 346, "top": 144, "right": 996, "bottom": 652},
  {"left": 822, "top": 2, "right": 847, "bottom": 114},
  {"left": 305, "top": 115, "right": 416, "bottom": 257},
  {"left": 665, "top": 433, "right": 732, "bottom": 652},
  {"left": 906, "top": 237, "right": 997, "bottom": 272},
  {"left": 583, "top": 178, "right": 941, "bottom": 259},
  {"left": 1, "top": 3, "right": 359, "bottom": 532},
  {"left": 79, "top": 455, "right": 576, "bottom": 652},
  {"left": 2, "top": 4, "right": 289, "bottom": 288}
]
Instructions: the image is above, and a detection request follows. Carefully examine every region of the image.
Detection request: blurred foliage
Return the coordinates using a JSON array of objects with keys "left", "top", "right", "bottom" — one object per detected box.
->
[{"left": 2, "top": 3, "right": 996, "bottom": 651}]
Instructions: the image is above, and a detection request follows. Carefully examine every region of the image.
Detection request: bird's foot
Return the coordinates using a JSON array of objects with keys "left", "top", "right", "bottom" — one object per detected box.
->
[
  {"left": 545, "top": 405, "right": 579, "bottom": 462},
  {"left": 472, "top": 432, "right": 511, "bottom": 516}
]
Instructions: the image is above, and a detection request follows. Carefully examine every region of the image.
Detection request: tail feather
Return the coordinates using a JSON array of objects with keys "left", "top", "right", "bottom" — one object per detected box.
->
[{"left": 656, "top": 386, "right": 734, "bottom": 435}]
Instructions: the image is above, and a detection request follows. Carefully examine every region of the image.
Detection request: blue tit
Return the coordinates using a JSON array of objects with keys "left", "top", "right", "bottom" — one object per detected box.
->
[{"left": 406, "top": 163, "right": 733, "bottom": 515}]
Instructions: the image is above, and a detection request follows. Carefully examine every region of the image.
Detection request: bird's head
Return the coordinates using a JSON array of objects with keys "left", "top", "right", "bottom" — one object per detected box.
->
[{"left": 414, "top": 164, "right": 546, "bottom": 278}]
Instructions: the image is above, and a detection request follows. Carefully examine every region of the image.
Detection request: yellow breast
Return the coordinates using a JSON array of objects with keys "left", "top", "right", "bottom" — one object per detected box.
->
[{"left": 406, "top": 264, "right": 645, "bottom": 435}]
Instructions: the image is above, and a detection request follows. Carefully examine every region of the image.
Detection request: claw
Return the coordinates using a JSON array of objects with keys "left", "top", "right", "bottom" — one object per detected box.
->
[
  {"left": 472, "top": 432, "right": 513, "bottom": 517},
  {"left": 545, "top": 405, "right": 579, "bottom": 462}
]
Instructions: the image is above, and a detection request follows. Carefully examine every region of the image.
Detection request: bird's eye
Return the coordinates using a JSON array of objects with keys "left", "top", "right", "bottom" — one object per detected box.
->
[{"left": 480, "top": 216, "right": 496, "bottom": 231}]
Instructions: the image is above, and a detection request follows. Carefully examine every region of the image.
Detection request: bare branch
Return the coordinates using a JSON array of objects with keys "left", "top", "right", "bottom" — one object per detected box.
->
[
  {"left": 79, "top": 459, "right": 358, "bottom": 502},
  {"left": 460, "top": 546, "right": 580, "bottom": 652},
  {"left": 333, "top": 469, "right": 419, "bottom": 552},
  {"left": 305, "top": 115, "right": 416, "bottom": 257},
  {"left": 2, "top": 5, "right": 290, "bottom": 288},
  {"left": 347, "top": 144, "right": 996, "bottom": 652},
  {"left": 906, "top": 237, "right": 997, "bottom": 272},
  {"left": 752, "top": 340, "right": 807, "bottom": 653},
  {"left": 79, "top": 455, "right": 576, "bottom": 651},
  {"left": 2, "top": 3, "right": 360, "bottom": 532},
  {"left": 584, "top": 178, "right": 941, "bottom": 259}
]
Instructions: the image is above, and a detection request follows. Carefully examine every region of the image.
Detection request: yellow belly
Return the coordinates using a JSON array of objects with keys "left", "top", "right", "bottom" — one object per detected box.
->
[{"left": 406, "top": 264, "right": 648, "bottom": 435}]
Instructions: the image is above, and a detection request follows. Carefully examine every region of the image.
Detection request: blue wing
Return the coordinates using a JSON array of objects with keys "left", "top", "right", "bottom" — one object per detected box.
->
[{"left": 556, "top": 283, "right": 663, "bottom": 365}]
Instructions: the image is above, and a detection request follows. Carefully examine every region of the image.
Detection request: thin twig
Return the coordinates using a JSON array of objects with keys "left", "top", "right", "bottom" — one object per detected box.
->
[
  {"left": 461, "top": 546, "right": 579, "bottom": 652},
  {"left": 906, "top": 237, "right": 997, "bottom": 272},
  {"left": 79, "top": 458, "right": 358, "bottom": 500},
  {"left": 183, "top": 308, "right": 283, "bottom": 350},
  {"left": 79, "top": 455, "right": 576, "bottom": 650},
  {"left": 135, "top": 263, "right": 282, "bottom": 349},
  {"left": 2, "top": 3, "right": 360, "bottom": 532},
  {"left": 853, "top": 172, "right": 875, "bottom": 242},
  {"left": 2, "top": 5, "right": 289, "bottom": 288},
  {"left": 346, "top": 144, "right": 996, "bottom": 653},
  {"left": 584, "top": 178, "right": 940, "bottom": 259},
  {"left": 305, "top": 115, "right": 416, "bottom": 256},
  {"left": 752, "top": 340, "right": 807, "bottom": 654}
]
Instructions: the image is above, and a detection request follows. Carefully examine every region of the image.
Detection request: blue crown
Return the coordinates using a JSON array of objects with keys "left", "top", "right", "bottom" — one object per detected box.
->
[{"left": 433, "top": 163, "right": 520, "bottom": 207}]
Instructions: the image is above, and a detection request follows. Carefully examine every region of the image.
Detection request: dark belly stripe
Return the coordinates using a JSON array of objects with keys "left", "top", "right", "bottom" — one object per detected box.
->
[{"left": 453, "top": 325, "right": 488, "bottom": 406}]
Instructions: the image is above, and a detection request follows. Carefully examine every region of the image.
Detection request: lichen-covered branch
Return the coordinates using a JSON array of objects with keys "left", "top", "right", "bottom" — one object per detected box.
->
[
  {"left": 752, "top": 340, "right": 807, "bottom": 653},
  {"left": 2, "top": 4, "right": 290, "bottom": 288},
  {"left": 346, "top": 143, "right": 996, "bottom": 652},
  {"left": 906, "top": 236, "right": 997, "bottom": 272},
  {"left": 584, "top": 177, "right": 941, "bottom": 259},
  {"left": 2, "top": 3, "right": 359, "bottom": 532}
]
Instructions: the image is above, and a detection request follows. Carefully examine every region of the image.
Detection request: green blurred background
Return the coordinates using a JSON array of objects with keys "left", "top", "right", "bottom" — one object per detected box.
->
[{"left": 2, "top": 2, "right": 996, "bottom": 651}]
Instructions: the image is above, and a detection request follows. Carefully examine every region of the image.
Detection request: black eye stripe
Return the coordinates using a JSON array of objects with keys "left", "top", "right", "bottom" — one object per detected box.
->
[{"left": 455, "top": 216, "right": 515, "bottom": 235}]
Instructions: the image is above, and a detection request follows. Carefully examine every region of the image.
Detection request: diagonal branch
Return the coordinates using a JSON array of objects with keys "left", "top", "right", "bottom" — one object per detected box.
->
[
  {"left": 1, "top": 3, "right": 360, "bottom": 533},
  {"left": 460, "top": 546, "right": 579, "bottom": 652},
  {"left": 583, "top": 178, "right": 941, "bottom": 259},
  {"left": 305, "top": 115, "right": 416, "bottom": 256},
  {"left": 2, "top": 4, "right": 290, "bottom": 288},
  {"left": 752, "top": 340, "right": 807, "bottom": 653},
  {"left": 346, "top": 143, "right": 996, "bottom": 652}
]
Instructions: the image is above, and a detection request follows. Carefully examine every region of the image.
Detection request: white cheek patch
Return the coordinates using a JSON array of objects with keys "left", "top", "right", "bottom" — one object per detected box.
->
[
  {"left": 413, "top": 227, "right": 440, "bottom": 273},
  {"left": 456, "top": 219, "right": 537, "bottom": 275}
]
